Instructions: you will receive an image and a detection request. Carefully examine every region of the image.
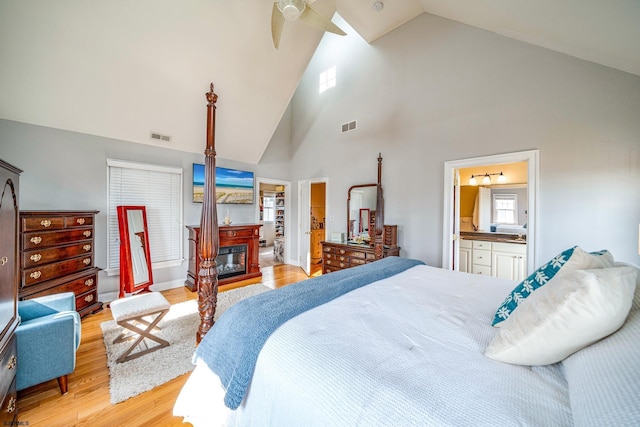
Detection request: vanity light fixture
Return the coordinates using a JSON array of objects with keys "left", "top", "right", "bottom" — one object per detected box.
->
[{"left": 469, "top": 172, "right": 506, "bottom": 186}]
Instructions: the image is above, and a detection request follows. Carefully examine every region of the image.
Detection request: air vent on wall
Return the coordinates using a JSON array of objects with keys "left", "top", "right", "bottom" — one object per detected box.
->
[
  {"left": 150, "top": 132, "right": 172, "bottom": 142},
  {"left": 341, "top": 120, "right": 357, "bottom": 133}
]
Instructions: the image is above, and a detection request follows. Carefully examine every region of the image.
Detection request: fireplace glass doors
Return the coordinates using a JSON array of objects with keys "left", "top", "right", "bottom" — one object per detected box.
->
[{"left": 216, "top": 244, "right": 247, "bottom": 280}]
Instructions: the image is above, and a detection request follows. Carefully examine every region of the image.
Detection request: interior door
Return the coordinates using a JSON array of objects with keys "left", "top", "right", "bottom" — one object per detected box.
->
[
  {"left": 452, "top": 170, "right": 461, "bottom": 270},
  {"left": 299, "top": 180, "right": 311, "bottom": 275}
]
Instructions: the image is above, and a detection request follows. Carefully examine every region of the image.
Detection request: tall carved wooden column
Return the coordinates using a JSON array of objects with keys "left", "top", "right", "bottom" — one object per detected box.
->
[
  {"left": 197, "top": 83, "right": 220, "bottom": 343},
  {"left": 374, "top": 153, "right": 384, "bottom": 259}
]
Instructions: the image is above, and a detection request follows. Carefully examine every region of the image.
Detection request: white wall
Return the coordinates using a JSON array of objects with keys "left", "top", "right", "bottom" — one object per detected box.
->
[
  {"left": 285, "top": 13, "right": 640, "bottom": 267},
  {"left": 0, "top": 118, "right": 291, "bottom": 298}
]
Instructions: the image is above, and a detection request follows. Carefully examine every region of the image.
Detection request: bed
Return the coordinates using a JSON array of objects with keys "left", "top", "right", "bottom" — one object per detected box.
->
[
  {"left": 175, "top": 254, "right": 640, "bottom": 426},
  {"left": 182, "top": 84, "right": 640, "bottom": 426}
]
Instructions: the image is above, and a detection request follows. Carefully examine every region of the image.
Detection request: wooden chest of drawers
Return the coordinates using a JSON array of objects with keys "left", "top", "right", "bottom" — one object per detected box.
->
[
  {"left": 19, "top": 211, "right": 103, "bottom": 317},
  {"left": 321, "top": 241, "right": 400, "bottom": 274}
]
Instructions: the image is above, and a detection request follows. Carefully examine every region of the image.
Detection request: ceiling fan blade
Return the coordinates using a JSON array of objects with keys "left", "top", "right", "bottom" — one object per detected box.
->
[
  {"left": 271, "top": 2, "right": 285, "bottom": 49},
  {"left": 299, "top": 4, "right": 346, "bottom": 36}
]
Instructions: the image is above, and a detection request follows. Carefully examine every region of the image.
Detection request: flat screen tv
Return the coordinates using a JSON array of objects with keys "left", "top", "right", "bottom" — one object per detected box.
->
[{"left": 193, "top": 163, "right": 255, "bottom": 204}]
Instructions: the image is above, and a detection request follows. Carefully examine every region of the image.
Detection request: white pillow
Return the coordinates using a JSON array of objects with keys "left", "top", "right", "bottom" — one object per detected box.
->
[
  {"left": 491, "top": 246, "right": 615, "bottom": 327},
  {"left": 484, "top": 266, "right": 638, "bottom": 366}
]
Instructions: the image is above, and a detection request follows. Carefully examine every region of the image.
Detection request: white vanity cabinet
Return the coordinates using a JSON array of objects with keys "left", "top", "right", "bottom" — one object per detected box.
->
[
  {"left": 458, "top": 239, "right": 472, "bottom": 273},
  {"left": 460, "top": 238, "right": 527, "bottom": 281},
  {"left": 491, "top": 242, "right": 527, "bottom": 281}
]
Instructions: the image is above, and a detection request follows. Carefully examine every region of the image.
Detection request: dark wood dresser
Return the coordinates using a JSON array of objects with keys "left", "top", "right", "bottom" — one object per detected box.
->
[
  {"left": 321, "top": 241, "right": 400, "bottom": 274},
  {"left": 19, "top": 210, "right": 103, "bottom": 318},
  {"left": 185, "top": 224, "right": 262, "bottom": 291},
  {"left": 0, "top": 160, "right": 20, "bottom": 425}
]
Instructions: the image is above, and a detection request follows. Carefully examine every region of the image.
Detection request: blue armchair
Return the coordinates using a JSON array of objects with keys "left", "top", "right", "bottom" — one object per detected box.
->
[{"left": 15, "top": 292, "right": 81, "bottom": 394}]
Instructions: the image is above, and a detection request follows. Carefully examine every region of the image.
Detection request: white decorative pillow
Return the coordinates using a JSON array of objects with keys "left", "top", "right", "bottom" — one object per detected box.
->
[
  {"left": 492, "top": 246, "right": 615, "bottom": 326},
  {"left": 484, "top": 266, "right": 638, "bottom": 366}
]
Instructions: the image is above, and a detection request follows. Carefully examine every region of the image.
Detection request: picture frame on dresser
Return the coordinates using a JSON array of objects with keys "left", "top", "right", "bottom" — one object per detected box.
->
[{"left": 18, "top": 210, "right": 103, "bottom": 318}]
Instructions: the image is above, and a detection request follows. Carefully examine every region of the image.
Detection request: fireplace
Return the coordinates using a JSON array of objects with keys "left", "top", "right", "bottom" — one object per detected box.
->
[
  {"left": 185, "top": 224, "right": 262, "bottom": 291},
  {"left": 216, "top": 244, "right": 247, "bottom": 280}
]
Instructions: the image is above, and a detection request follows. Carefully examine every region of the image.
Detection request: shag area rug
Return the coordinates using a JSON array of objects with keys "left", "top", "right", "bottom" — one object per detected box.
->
[{"left": 101, "top": 284, "right": 270, "bottom": 404}]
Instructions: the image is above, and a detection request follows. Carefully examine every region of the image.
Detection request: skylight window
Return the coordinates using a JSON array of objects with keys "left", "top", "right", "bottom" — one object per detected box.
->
[{"left": 319, "top": 66, "right": 336, "bottom": 93}]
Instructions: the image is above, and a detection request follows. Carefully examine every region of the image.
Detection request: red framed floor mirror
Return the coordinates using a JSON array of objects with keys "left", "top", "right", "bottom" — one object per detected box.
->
[{"left": 117, "top": 205, "right": 153, "bottom": 297}]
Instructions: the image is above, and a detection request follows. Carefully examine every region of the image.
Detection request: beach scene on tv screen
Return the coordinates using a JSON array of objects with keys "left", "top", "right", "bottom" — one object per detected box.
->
[{"left": 193, "top": 164, "right": 254, "bottom": 204}]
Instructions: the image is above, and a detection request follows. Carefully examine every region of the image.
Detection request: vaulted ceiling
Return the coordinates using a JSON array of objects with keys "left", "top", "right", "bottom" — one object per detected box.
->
[{"left": 1, "top": 1, "right": 638, "bottom": 164}]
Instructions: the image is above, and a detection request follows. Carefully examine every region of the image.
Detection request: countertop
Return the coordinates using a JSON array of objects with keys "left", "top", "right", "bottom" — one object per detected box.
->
[{"left": 461, "top": 231, "right": 526, "bottom": 244}]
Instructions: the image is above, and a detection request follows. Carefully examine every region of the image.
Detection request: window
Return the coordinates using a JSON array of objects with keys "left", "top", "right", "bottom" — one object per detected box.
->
[
  {"left": 319, "top": 66, "right": 336, "bottom": 93},
  {"left": 106, "top": 159, "right": 183, "bottom": 274},
  {"left": 262, "top": 193, "right": 275, "bottom": 222},
  {"left": 493, "top": 194, "right": 518, "bottom": 224}
]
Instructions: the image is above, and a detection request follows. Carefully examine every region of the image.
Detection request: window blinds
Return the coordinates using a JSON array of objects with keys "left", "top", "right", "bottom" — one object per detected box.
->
[{"left": 107, "top": 159, "right": 183, "bottom": 272}]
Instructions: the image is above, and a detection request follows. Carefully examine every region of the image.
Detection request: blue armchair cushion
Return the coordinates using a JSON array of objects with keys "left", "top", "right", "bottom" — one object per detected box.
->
[{"left": 15, "top": 292, "right": 81, "bottom": 391}]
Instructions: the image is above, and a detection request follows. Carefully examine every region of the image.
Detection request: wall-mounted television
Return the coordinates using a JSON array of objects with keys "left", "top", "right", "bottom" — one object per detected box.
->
[{"left": 193, "top": 163, "right": 254, "bottom": 204}]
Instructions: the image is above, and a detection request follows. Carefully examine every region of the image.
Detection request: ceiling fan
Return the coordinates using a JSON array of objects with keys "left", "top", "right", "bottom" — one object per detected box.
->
[{"left": 271, "top": 0, "right": 346, "bottom": 49}]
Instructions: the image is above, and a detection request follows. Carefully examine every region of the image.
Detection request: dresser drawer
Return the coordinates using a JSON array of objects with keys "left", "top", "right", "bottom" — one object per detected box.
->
[
  {"left": 323, "top": 266, "right": 345, "bottom": 274},
  {"left": 0, "top": 377, "right": 17, "bottom": 426},
  {"left": 75, "top": 289, "right": 99, "bottom": 313},
  {"left": 21, "top": 214, "right": 94, "bottom": 232},
  {"left": 22, "top": 269, "right": 98, "bottom": 300},
  {"left": 22, "top": 255, "right": 93, "bottom": 287},
  {"left": 350, "top": 257, "right": 367, "bottom": 266},
  {"left": 22, "top": 241, "right": 94, "bottom": 268},
  {"left": 472, "top": 249, "right": 491, "bottom": 266},
  {"left": 472, "top": 264, "right": 492, "bottom": 275},
  {"left": 324, "top": 258, "right": 348, "bottom": 269},
  {"left": 22, "top": 228, "right": 94, "bottom": 250},
  {"left": 0, "top": 335, "right": 17, "bottom": 403},
  {"left": 472, "top": 240, "right": 492, "bottom": 251}
]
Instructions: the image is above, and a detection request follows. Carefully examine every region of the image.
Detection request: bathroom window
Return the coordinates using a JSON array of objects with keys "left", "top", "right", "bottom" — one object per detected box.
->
[{"left": 493, "top": 194, "right": 517, "bottom": 224}]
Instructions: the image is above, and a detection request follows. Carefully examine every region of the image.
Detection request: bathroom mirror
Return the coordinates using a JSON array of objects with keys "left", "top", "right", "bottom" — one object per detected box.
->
[
  {"left": 347, "top": 184, "right": 377, "bottom": 240},
  {"left": 117, "top": 205, "right": 153, "bottom": 297}
]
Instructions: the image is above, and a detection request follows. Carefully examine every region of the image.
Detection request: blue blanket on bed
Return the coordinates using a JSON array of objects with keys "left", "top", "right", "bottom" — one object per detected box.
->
[{"left": 195, "top": 256, "right": 425, "bottom": 409}]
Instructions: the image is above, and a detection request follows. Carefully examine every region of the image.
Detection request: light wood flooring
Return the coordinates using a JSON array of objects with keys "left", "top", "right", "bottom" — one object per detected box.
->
[{"left": 17, "top": 263, "right": 321, "bottom": 427}]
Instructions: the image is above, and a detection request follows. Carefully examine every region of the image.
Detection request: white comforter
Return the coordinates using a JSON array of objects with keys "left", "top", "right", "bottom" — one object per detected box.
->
[{"left": 175, "top": 265, "right": 572, "bottom": 426}]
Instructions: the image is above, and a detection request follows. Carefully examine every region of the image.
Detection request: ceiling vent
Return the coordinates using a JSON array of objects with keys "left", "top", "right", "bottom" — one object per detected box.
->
[
  {"left": 341, "top": 120, "right": 357, "bottom": 133},
  {"left": 150, "top": 132, "right": 172, "bottom": 142}
]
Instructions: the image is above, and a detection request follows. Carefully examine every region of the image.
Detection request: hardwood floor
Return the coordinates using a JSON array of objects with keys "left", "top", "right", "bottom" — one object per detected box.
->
[{"left": 17, "top": 263, "right": 318, "bottom": 427}]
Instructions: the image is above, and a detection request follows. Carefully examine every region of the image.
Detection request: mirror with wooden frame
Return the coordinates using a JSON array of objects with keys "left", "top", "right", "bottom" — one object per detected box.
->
[
  {"left": 117, "top": 205, "right": 153, "bottom": 297},
  {"left": 347, "top": 184, "right": 377, "bottom": 241}
]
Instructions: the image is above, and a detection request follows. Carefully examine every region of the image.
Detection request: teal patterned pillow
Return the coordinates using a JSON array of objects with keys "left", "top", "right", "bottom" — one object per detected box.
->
[{"left": 492, "top": 246, "right": 614, "bottom": 327}]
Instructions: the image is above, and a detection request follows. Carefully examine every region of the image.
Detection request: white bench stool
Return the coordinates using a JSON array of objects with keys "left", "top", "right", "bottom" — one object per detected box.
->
[{"left": 110, "top": 292, "right": 171, "bottom": 363}]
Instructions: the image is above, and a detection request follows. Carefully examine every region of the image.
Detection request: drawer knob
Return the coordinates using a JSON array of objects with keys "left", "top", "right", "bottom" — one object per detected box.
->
[
  {"left": 83, "top": 244, "right": 92, "bottom": 251},
  {"left": 0, "top": 256, "right": 7, "bottom": 266},
  {"left": 7, "top": 396, "right": 16, "bottom": 414},
  {"left": 85, "top": 278, "right": 94, "bottom": 286},
  {"left": 30, "top": 236, "right": 42, "bottom": 245},
  {"left": 30, "top": 253, "right": 42, "bottom": 262},
  {"left": 83, "top": 258, "right": 91, "bottom": 265},
  {"left": 83, "top": 230, "right": 92, "bottom": 237},
  {"left": 77, "top": 218, "right": 86, "bottom": 225},
  {"left": 40, "top": 219, "right": 52, "bottom": 227},
  {"left": 7, "top": 355, "right": 17, "bottom": 370},
  {"left": 30, "top": 271, "right": 42, "bottom": 280},
  {"left": 85, "top": 294, "right": 94, "bottom": 303}
]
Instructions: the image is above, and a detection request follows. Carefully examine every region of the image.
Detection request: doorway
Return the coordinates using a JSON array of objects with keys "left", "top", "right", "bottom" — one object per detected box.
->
[
  {"left": 298, "top": 177, "right": 329, "bottom": 276},
  {"left": 442, "top": 150, "right": 539, "bottom": 275},
  {"left": 310, "top": 182, "right": 327, "bottom": 273},
  {"left": 256, "top": 177, "right": 291, "bottom": 268}
]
